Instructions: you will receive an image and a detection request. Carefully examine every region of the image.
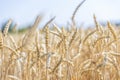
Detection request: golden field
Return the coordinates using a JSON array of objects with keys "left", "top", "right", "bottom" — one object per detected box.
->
[
  {"left": 0, "top": 0, "right": 120, "bottom": 80},
  {"left": 0, "top": 15, "right": 120, "bottom": 80}
]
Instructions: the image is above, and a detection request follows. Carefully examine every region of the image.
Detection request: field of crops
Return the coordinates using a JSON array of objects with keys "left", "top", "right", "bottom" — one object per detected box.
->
[
  {"left": 0, "top": 15, "right": 120, "bottom": 80},
  {"left": 0, "top": 0, "right": 120, "bottom": 80}
]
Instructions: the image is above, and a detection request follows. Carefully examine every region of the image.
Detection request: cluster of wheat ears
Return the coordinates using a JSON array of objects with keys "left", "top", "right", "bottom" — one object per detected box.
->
[{"left": 1, "top": 0, "right": 120, "bottom": 80}]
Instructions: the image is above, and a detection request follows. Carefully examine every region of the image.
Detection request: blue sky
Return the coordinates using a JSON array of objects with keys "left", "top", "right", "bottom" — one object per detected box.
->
[{"left": 0, "top": 0, "right": 120, "bottom": 28}]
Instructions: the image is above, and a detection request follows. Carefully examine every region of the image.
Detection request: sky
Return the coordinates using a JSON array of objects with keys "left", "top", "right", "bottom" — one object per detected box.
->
[{"left": 0, "top": 0, "right": 120, "bottom": 28}]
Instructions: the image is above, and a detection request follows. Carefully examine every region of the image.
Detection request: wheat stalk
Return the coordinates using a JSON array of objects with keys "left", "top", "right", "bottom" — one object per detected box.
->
[
  {"left": 83, "top": 30, "right": 97, "bottom": 44},
  {"left": 0, "top": 31, "right": 3, "bottom": 49},
  {"left": 93, "top": 14, "right": 99, "bottom": 30},
  {"left": 43, "top": 16, "right": 55, "bottom": 30},
  {"left": 71, "top": 0, "right": 86, "bottom": 28},
  {"left": 107, "top": 22, "right": 117, "bottom": 40},
  {"left": 3, "top": 19, "right": 12, "bottom": 37}
]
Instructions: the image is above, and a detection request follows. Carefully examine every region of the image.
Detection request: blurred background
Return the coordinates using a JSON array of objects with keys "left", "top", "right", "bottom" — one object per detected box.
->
[{"left": 0, "top": 0, "right": 120, "bottom": 29}]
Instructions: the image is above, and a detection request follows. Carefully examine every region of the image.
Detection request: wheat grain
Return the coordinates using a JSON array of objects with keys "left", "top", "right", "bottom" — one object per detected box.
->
[
  {"left": 3, "top": 19, "right": 12, "bottom": 37},
  {"left": 0, "top": 31, "right": 3, "bottom": 49},
  {"left": 107, "top": 22, "right": 117, "bottom": 40}
]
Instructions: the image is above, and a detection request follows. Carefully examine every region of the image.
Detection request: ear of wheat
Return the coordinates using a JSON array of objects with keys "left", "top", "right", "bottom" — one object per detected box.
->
[
  {"left": 107, "top": 22, "right": 117, "bottom": 40},
  {"left": 0, "top": 31, "right": 3, "bottom": 49},
  {"left": 3, "top": 19, "right": 12, "bottom": 37}
]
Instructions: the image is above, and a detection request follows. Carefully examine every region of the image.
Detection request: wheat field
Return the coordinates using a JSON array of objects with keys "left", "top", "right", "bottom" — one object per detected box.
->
[
  {"left": 1, "top": 1, "right": 120, "bottom": 80},
  {"left": 0, "top": 15, "right": 120, "bottom": 80}
]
